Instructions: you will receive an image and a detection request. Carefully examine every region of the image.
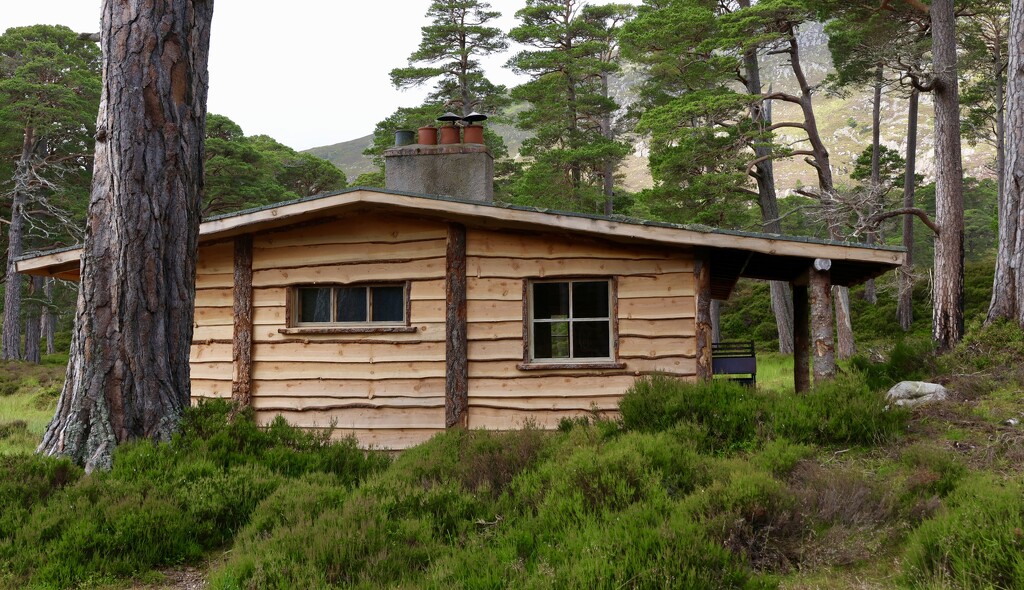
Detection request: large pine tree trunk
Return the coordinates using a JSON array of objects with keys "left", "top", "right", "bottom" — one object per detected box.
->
[
  {"left": 992, "top": 0, "right": 1022, "bottom": 324},
  {"left": 24, "top": 276, "right": 42, "bottom": 364},
  {"left": 2, "top": 128, "right": 36, "bottom": 360},
  {"left": 1007, "top": 0, "right": 1024, "bottom": 325},
  {"left": 898, "top": 89, "right": 920, "bottom": 330},
  {"left": 740, "top": 15, "right": 793, "bottom": 354},
  {"left": 38, "top": 0, "right": 214, "bottom": 471},
  {"left": 930, "top": 0, "right": 965, "bottom": 351}
]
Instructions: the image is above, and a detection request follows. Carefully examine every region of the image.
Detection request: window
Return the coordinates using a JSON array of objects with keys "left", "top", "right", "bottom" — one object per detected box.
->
[
  {"left": 529, "top": 279, "right": 612, "bottom": 362},
  {"left": 295, "top": 284, "right": 406, "bottom": 325}
]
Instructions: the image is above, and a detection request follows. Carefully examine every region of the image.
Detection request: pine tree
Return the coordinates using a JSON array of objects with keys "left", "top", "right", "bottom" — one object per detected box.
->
[
  {"left": 390, "top": 0, "right": 509, "bottom": 116},
  {"left": 507, "top": 0, "right": 630, "bottom": 211},
  {"left": 367, "top": 0, "right": 510, "bottom": 180},
  {"left": 0, "top": 25, "right": 100, "bottom": 361}
]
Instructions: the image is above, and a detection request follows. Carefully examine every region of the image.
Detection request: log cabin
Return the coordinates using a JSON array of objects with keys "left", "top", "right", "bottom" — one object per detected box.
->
[{"left": 17, "top": 137, "right": 905, "bottom": 449}]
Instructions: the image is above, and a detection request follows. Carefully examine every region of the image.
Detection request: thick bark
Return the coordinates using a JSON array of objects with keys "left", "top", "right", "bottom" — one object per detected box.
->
[
  {"left": 898, "top": 89, "right": 920, "bottom": 331},
  {"left": 739, "top": 10, "right": 793, "bottom": 354},
  {"left": 39, "top": 0, "right": 214, "bottom": 471},
  {"left": 792, "top": 283, "right": 810, "bottom": 394},
  {"left": 231, "top": 236, "right": 253, "bottom": 408},
  {"left": 42, "top": 278, "right": 56, "bottom": 355},
  {"left": 930, "top": 0, "right": 965, "bottom": 351},
  {"left": 2, "top": 128, "right": 37, "bottom": 361},
  {"left": 810, "top": 262, "right": 836, "bottom": 384},
  {"left": 445, "top": 223, "right": 468, "bottom": 428},
  {"left": 24, "top": 276, "right": 43, "bottom": 364},
  {"left": 864, "top": 67, "right": 884, "bottom": 305},
  {"left": 785, "top": 23, "right": 851, "bottom": 359},
  {"left": 695, "top": 256, "right": 713, "bottom": 381},
  {"left": 991, "top": 0, "right": 1022, "bottom": 324},
  {"left": 1008, "top": 0, "right": 1024, "bottom": 325}
]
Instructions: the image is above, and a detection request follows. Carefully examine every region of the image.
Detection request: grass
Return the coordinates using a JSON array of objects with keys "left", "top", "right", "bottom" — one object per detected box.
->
[
  {"left": 752, "top": 352, "right": 794, "bottom": 393},
  {"left": 0, "top": 357, "right": 65, "bottom": 455}
]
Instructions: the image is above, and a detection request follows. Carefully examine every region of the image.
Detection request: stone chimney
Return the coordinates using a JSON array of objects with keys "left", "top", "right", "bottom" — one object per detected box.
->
[{"left": 383, "top": 121, "right": 493, "bottom": 203}]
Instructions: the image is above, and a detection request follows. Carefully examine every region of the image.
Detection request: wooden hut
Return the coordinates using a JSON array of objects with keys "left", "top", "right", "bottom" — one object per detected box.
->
[{"left": 17, "top": 143, "right": 904, "bottom": 449}]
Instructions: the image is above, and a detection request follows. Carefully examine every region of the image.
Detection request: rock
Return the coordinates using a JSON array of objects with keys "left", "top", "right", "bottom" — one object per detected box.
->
[{"left": 886, "top": 381, "right": 948, "bottom": 408}]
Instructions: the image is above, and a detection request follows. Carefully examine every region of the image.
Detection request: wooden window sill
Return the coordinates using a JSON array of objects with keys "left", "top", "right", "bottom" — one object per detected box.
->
[
  {"left": 279, "top": 326, "right": 418, "bottom": 335},
  {"left": 516, "top": 361, "right": 626, "bottom": 371}
]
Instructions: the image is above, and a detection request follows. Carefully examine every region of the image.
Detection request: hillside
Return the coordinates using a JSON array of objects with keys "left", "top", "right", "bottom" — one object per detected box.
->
[{"left": 306, "top": 23, "right": 996, "bottom": 196}]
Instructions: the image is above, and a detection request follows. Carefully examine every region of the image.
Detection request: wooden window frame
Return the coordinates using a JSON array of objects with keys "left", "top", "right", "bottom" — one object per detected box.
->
[
  {"left": 279, "top": 282, "right": 415, "bottom": 335},
  {"left": 518, "top": 277, "right": 624, "bottom": 371}
]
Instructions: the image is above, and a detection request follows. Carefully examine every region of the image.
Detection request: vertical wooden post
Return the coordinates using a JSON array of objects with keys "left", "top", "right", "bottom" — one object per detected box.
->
[
  {"left": 231, "top": 235, "right": 254, "bottom": 407},
  {"left": 792, "top": 283, "right": 810, "bottom": 394},
  {"left": 694, "top": 255, "right": 713, "bottom": 381},
  {"left": 445, "top": 223, "right": 468, "bottom": 428},
  {"left": 810, "top": 259, "right": 836, "bottom": 384}
]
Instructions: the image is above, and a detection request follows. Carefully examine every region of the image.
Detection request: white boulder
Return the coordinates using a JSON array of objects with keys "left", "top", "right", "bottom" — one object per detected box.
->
[{"left": 886, "top": 381, "right": 948, "bottom": 408}]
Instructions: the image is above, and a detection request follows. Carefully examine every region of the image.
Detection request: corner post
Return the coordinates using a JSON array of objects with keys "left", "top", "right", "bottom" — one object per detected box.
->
[
  {"left": 792, "top": 282, "right": 810, "bottom": 393},
  {"left": 809, "top": 259, "right": 836, "bottom": 384},
  {"left": 694, "top": 254, "right": 713, "bottom": 381},
  {"left": 231, "top": 235, "right": 254, "bottom": 407},
  {"left": 445, "top": 223, "right": 468, "bottom": 428}
]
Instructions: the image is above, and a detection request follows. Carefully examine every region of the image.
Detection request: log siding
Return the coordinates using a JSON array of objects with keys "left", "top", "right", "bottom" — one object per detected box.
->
[
  {"left": 188, "top": 215, "right": 700, "bottom": 447},
  {"left": 465, "top": 228, "right": 697, "bottom": 429},
  {"left": 191, "top": 214, "right": 448, "bottom": 447}
]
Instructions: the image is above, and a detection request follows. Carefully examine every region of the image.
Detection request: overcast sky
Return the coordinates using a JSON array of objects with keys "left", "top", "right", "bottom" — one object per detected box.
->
[{"left": 1, "top": 1, "right": 544, "bottom": 150}]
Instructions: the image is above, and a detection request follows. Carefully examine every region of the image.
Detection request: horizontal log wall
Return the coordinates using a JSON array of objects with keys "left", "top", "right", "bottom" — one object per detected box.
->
[
  {"left": 190, "top": 214, "right": 448, "bottom": 448},
  {"left": 191, "top": 241, "right": 235, "bottom": 402},
  {"left": 465, "top": 228, "right": 696, "bottom": 429}
]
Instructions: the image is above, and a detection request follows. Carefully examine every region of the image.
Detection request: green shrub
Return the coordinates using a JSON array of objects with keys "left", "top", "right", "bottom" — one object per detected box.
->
[
  {"left": 942, "top": 319, "right": 1024, "bottom": 373},
  {"left": 748, "top": 439, "right": 814, "bottom": 477},
  {"left": 2, "top": 475, "right": 204, "bottom": 586},
  {"left": 775, "top": 373, "right": 907, "bottom": 446},
  {"left": 0, "top": 420, "right": 27, "bottom": 440},
  {"left": 902, "top": 475, "right": 1024, "bottom": 588},
  {"left": 620, "top": 376, "right": 763, "bottom": 451},
  {"left": 0, "top": 454, "right": 81, "bottom": 540},
  {"left": 900, "top": 443, "right": 966, "bottom": 501},
  {"left": 684, "top": 464, "right": 798, "bottom": 572},
  {"left": 622, "top": 374, "right": 906, "bottom": 449},
  {"left": 0, "top": 400, "right": 388, "bottom": 588},
  {"left": 850, "top": 337, "right": 936, "bottom": 390}
]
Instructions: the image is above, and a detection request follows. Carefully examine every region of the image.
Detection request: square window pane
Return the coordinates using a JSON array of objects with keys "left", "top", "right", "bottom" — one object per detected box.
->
[
  {"left": 336, "top": 287, "right": 367, "bottom": 322},
  {"left": 534, "top": 321, "right": 570, "bottom": 359},
  {"left": 572, "top": 281, "right": 609, "bottom": 319},
  {"left": 372, "top": 286, "right": 405, "bottom": 322},
  {"left": 533, "top": 282, "right": 569, "bottom": 320},
  {"left": 299, "top": 288, "right": 332, "bottom": 323},
  {"left": 573, "top": 320, "right": 610, "bottom": 358}
]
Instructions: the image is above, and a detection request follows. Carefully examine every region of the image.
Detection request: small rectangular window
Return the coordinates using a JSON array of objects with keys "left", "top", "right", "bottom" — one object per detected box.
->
[
  {"left": 529, "top": 279, "right": 612, "bottom": 362},
  {"left": 295, "top": 284, "right": 406, "bottom": 326}
]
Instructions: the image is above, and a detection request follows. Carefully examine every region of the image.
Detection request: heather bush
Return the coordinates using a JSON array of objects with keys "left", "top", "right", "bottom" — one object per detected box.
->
[
  {"left": 0, "top": 400, "right": 387, "bottom": 589},
  {"left": 903, "top": 475, "right": 1024, "bottom": 588},
  {"left": 622, "top": 374, "right": 906, "bottom": 449}
]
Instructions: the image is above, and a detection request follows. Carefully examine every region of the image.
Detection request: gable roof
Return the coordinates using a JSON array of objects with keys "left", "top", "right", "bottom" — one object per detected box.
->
[{"left": 16, "top": 186, "right": 904, "bottom": 299}]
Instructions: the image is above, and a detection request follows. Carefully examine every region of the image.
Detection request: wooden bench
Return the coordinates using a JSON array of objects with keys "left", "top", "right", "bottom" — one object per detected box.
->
[{"left": 712, "top": 341, "right": 756, "bottom": 387}]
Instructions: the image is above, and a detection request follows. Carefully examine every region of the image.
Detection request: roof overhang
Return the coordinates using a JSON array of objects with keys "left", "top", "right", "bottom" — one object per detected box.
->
[{"left": 17, "top": 187, "right": 905, "bottom": 298}]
